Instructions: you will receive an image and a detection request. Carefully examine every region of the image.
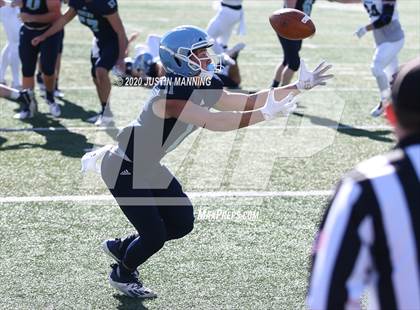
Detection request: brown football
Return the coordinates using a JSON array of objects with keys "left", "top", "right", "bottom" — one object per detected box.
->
[{"left": 269, "top": 8, "right": 316, "bottom": 40}]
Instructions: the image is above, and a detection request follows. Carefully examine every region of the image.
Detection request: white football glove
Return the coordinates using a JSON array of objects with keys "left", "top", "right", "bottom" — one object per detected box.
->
[
  {"left": 295, "top": 59, "right": 334, "bottom": 91},
  {"left": 261, "top": 89, "right": 297, "bottom": 121},
  {"left": 354, "top": 26, "right": 367, "bottom": 39}
]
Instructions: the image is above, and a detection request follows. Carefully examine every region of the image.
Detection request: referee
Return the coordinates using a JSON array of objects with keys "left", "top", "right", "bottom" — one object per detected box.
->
[{"left": 307, "top": 57, "right": 420, "bottom": 310}]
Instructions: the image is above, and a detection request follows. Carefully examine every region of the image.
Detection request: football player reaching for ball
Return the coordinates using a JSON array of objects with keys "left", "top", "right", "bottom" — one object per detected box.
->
[
  {"left": 87, "top": 25, "right": 333, "bottom": 298},
  {"left": 329, "top": 0, "right": 404, "bottom": 117}
]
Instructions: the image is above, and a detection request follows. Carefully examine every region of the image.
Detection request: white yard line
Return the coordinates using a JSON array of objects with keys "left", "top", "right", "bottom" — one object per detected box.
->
[
  {"left": 0, "top": 124, "right": 392, "bottom": 133},
  {"left": 0, "top": 190, "right": 332, "bottom": 203}
]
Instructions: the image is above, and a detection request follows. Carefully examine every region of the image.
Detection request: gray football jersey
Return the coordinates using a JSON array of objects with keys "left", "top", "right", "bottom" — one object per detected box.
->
[{"left": 373, "top": 19, "right": 404, "bottom": 45}]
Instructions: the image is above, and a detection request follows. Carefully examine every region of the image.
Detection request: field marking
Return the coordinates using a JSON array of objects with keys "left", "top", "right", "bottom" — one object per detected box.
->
[
  {"left": 0, "top": 124, "right": 392, "bottom": 133},
  {"left": 0, "top": 190, "right": 332, "bottom": 204}
]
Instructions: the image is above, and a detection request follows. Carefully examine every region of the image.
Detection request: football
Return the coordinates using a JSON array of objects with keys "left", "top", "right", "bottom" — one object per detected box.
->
[{"left": 269, "top": 8, "right": 316, "bottom": 40}]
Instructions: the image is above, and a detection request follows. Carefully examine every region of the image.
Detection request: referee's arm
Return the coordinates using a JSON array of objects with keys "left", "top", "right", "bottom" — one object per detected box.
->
[{"left": 307, "top": 177, "right": 374, "bottom": 310}]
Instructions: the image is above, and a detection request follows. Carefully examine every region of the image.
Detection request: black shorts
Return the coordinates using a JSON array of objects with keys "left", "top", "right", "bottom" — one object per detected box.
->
[
  {"left": 90, "top": 39, "right": 119, "bottom": 78},
  {"left": 57, "top": 29, "right": 64, "bottom": 54},
  {"left": 278, "top": 35, "right": 303, "bottom": 71},
  {"left": 19, "top": 25, "right": 61, "bottom": 77}
]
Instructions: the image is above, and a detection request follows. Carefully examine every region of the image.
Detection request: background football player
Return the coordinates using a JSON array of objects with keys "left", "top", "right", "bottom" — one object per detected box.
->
[
  {"left": 206, "top": 0, "right": 246, "bottom": 65},
  {"left": 32, "top": 0, "right": 128, "bottom": 126},
  {"left": 329, "top": 0, "right": 404, "bottom": 117},
  {"left": 0, "top": 0, "right": 21, "bottom": 89},
  {"left": 118, "top": 33, "right": 244, "bottom": 90},
  {"left": 271, "top": 0, "right": 315, "bottom": 88},
  {"left": 94, "top": 25, "right": 333, "bottom": 298},
  {"left": 12, "top": 0, "right": 62, "bottom": 119},
  {"left": 35, "top": 0, "right": 67, "bottom": 99}
]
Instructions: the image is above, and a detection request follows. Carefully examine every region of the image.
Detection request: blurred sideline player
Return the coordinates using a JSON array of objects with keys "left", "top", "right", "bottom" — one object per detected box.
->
[
  {"left": 92, "top": 25, "right": 333, "bottom": 298},
  {"left": 13, "top": 0, "right": 62, "bottom": 119},
  {"left": 36, "top": 0, "right": 67, "bottom": 98},
  {"left": 32, "top": 0, "right": 128, "bottom": 126},
  {"left": 206, "top": 0, "right": 246, "bottom": 65},
  {"left": 118, "top": 33, "right": 243, "bottom": 89},
  {"left": 0, "top": 0, "right": 21, "bottom": 89},
  {"left": 0, "top": 83, "right": 31, "bottom": 106},
  {"left": 329, "top": 0, "right": 404, "bottom": 117},
  {"left": 271, "top": 0, "right": 315, "bottom": 88}
]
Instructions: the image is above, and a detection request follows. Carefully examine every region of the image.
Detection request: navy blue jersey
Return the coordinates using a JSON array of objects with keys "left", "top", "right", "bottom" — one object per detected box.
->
[
  {"left": 21, "top": 0, "right": 50, "bottom": 28},
  {"left": 118, "top": 74, "right": 224, "bottom": 163},
  {"left": 68, "top": 0, "right": 118, "bottom": 42}
]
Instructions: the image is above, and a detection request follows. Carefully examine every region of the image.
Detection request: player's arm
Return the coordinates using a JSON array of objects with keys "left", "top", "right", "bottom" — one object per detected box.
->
[
  {"left": 105, "top": 12, "right": 129, "bottom": 61},
  {"left": 215, "top": 59, "right": 333, "bottom": 112},
  {"left": 153, "top": 91, "right": 296, "bottom": 132},
  {"left": 20, "top": 0, "right": 61, "bottom": 24},
  {"left": 31, "top": 7, "right": 76, "bottom": 46},
  {"left": 307, "top": 178, "right": 372, "bottom": 309},
  {"left": 354, "top": 0, "right": 396, "bottom": 38},
  {"left": 370, "top": 0, "right": 396, "bottom": 29}
]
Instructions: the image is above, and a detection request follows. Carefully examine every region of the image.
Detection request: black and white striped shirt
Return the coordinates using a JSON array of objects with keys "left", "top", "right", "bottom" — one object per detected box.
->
[{"left": 307, "top": 135, "right": 420, "bottom": 310}]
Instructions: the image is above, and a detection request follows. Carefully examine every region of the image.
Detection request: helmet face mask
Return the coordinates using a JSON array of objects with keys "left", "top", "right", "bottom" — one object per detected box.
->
[{"left": 159, "top": 25, "right": 223, "bottom": 78}]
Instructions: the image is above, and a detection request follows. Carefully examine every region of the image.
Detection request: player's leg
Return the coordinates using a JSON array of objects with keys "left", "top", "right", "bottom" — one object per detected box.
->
[
  {"left": 207, "top": 5, "right": 240, "bottom": 53},
  {"left": 215, "top": 8, "right": 240, "bottom": 50},
  {"left": 36, "top": 62, "right": 45, "bottom": 92},
  {"left": 40, "top": 31, "right": 61, "bottom": 117},
  {"left": 0, "top": 84, "right": 32, "bottom": 109},
  {"left": 272, "top": 37, "right": 301, "bottom": 87},
  {"left": 207, "top": 5, "right": 227, "bottom": 54},
  {"left": 5, "top": 8, "right": 21, "bottom": 88},
  {"left": 101, "top": 153, "right": 160, "bottom": 298},
  {"left": 0, "top": 8, "right": 10, "bottom": 84},
  {"left": 0, "top": 42, "right": 10, "bottom": 85},
  {"left": 92, "top": 41, "right": 118, "bottom": 126},
  {"left": 54, "top": 30, "right": 65, "bottom": 98},
  {"left": 17, "top": 26, "right": 39, "bottom": 119},
  {"left": 281, "top": 39, "right": 302, "bottom": 86},
  {"left": 154, "top": 170, "right": 194, "bottom": 242},
  {"left": 370, "top": 38, "right": 404, "bottom": 117}
]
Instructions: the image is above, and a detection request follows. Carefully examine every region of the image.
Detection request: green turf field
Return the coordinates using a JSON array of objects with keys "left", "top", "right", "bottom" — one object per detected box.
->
[{"left": 0, "top": 1, "right": 419, "bottom": 309}]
